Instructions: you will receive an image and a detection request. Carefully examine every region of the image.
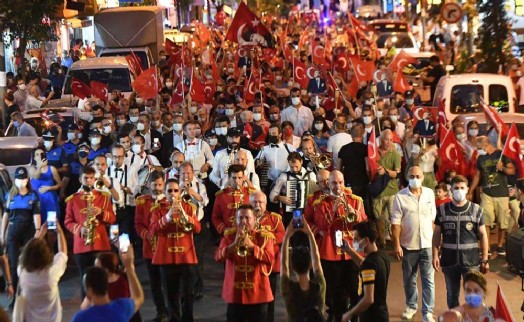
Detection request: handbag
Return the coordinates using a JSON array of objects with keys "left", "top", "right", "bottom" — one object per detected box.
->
[
  {"left": 368, "top": 174, "right": 391, "bottom": 198},
  {"left": 12, "top": 285, "right": 25, "bottom": 322}
]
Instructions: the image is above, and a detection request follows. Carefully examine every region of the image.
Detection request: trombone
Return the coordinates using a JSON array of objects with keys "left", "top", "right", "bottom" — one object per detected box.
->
[{"left": 308, "top": 139, "right": 332, "bottom": 169}]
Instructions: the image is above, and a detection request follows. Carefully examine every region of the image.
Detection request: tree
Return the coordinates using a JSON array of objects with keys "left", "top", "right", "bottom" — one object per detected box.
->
[
  {"left": 477, "top": 0, "right": 510, "bottom": 73},
  {"left": 0, "top": 0, "right": 62, "bottom": 75}
]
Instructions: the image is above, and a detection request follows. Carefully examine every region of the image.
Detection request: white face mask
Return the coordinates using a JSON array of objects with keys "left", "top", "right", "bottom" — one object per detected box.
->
[
  {"left": 314, "top": 123, "right": 323, "bottom": 131},
  {"left": 136, "top": 97, "right": 144, "bottom": 105},
  {"left": 409, "top": 178, "right": 423, "bottom": 189},
  {"left": 477, "top": 149, "right": 487, "bottom": 156},
  {"left": 15, "top": 178, "right": 28, "bottom": 189},
  {"left": 129, "top": 116, "right": 139, "bottom": 123},
  {"left": 90, "top": 137, "right": 101, "bottom": 146},
  {"left": 103, "top": 126, "right": 112, "bottom": 134},
  {"left": 189, "top": 106, "right": 198, "bottom": 114},
  {"left": 287, "top": 81, "right": 294, "bottom": 87},
  {"left": 275, "top": 75, "right": 282, "bottom": 81},
  {"left": 208, "top": 138, "right": 218, "bottom": 146},
  {"left": 166, "top": 82, "right": 173, "bottom": 89},
  {"left": 173, "top": 123, "right": 183, "bottom": 132},
  {"left": 253, "top": 113, "right": 262, "bottom": 121},
  {"left": 291, "top": 97, "right": 301, "bottom": 106},
  {"left": 227, "top": 68, "right": 235, "bottom": 74},
  {"left": 456, "top": 133, "right": 466, "bottom": 141},
  {"left": 390, "top": 115, "right": 398, "bottom": 123},
  {"left": 376, "top": 110, "right": 383, "bottom": 118},
  {"left": 363, "top": 116, "right": 372, "bottom": 125},
  {"left": 136, "top": 122, "right": 145, "bottom": 131},
  {"left": 67, "top": 132, "right": 76, "bottom": 141},
  {"left": 453, "top": 189, "right": 467, "bottom": 202},
  {"left": 225, "top": 109, "right": 235, "bottom": 116},
  {"left": 468, "top": 129, "right": 479, "bottom": 137},
  {"left": 43, "top": 141, "right": 53, "bottom": 150},
  {"left": 406, "top": 99, "right": 414, "bottom": 105},
  {"left": 117, "top": 119, "right": 127, "bottom": 127},
  {"left": 18, "top": 84, "right": 27, "bottom": 91},
  {"left": 132, "top": 144, "right": 142, "bottom": 154}
]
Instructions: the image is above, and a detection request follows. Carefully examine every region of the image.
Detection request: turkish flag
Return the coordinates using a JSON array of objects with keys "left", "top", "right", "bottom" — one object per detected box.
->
[
  {"left": 172, "top": 78, "right": 185, "bottom": 105},
  {"left": 165, "top": 38, "right": 178, "bottom": 56},
  {"left": 393, "top": 71, "right": 412, "bottom": 93},
  {"left": 495, "top": 284, "right": 515, "bottom": 322},
  {"left": 436, "top": 128, "right": 468, "bottom": 181},
  {"left": 204, "top": 81, "right": 216, "bottom": 105},
  {"left": 225, "top": 2, "right": 274, "bottom": 48},
  {"left": 438, "top": 99, "right": 448, "bottom": 127},
  {"left": 125, "top": 53, "right": 142, "bottom": 76},
  {"left": 387, "top": 50, "right": 418, "bottom": 72},
  {"left": 368, "top": 128, "right": 379, "bottom": 180},
  {"left": 350, "top": 57, "right": 375, "bottom": 82},
  {"left": 190, "top": 73, "right": 207, "bottom": 103},
  {"left": 244, "top": 69, "right": 260, "bottom": 103},
  {"left": 412, "top": 107, "right": 437, "bottom": 128},
  {"left": 346, "top": 75, "right": 359, "bottom": 99},
  {"left": 468, "top": 150, "right": 478, "bottom": 178},
  {"left": 336, "top": 52, "right": 352, "bottom": 72},
  {"left": 131, "top": 67, "right": 158, "bottom": 100},
  {"left": 482, "top": 100, "right": 509, "bottom": 139},
  {"left": 193, "top": 20, "right": 211, "bottom": 46},
  {"left": 311, "top": 38, "right": 325, "bottom": 65},
  {"left": 90, "top": 81, "right": 108, "bottom": 102},
  {"left": 502, "top": 123, "right": 524, "bottom": 178},
  {"left": 209, "top": 50, "right": 220, "bottom": 81},
  {"left": 71, "top": 78, "right": 91, "bottom": 99},
  {"left": 293, "top": 58, "right": 309, "bottom": 89}
]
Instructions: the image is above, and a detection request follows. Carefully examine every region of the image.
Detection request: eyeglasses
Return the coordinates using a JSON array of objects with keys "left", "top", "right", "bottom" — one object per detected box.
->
[
  {"left": 112, "top": 155, "right": 124, "bottom": 159},
  {"left": 167, "top": 189, "right": 179, "bottom": 193}
]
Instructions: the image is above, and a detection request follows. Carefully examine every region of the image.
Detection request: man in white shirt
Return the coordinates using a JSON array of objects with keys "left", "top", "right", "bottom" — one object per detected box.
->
[
  {"left": 327, "top": 116, "right": 353, "bottom": 169},
  {"left": 174, "top": 120, "right": 214, "bottom": 178},
  {"left": 107, "top": 144, "right": 140, "bottom": 245},
  {"left": 93, "top": 154, "right": 124, "bottom": 209},
  {"left": 388, "top": 106, "right": 406, "bottom": 140},
  {"left": 165, "top": 150, "right": 185, "bottom": 181},
  {"left": 256, "top": 124, "right": 296, "bottom": 212},
  {"left": 391, "top": 166, "right": 436, "bottom": 322},
  {"left": 130, "top": 134, "right": 162, "bottom": 194},
  {"left": 210, "top": 127, "right": 255, "bottom": 189},
  {"left": 280, "top": 87, "right": 314, "bottom": 137},
  {"left": 25, "top": 84, "right": 53, "bottom": 111},
  {"left": 234, "top": 150, "right": 260, "bottom": 190}
]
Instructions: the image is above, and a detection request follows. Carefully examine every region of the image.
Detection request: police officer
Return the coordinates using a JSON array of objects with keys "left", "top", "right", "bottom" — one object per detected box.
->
[
  {"left": 42, "top": 130, "right": 68, "bottom": 175},
  {"left": 62, "top": 123, "right": 83, "bottom": 164},
  {"left": 0, "top": 167, "right": 41, "bottom": 304},
  {"left": 432, "top": 175, "right": 490, "bottom": 309}
]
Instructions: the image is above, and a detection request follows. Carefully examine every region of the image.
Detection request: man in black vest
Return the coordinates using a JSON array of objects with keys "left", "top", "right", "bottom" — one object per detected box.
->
[{"left": 432, "top": 175, "right": 489, "bottom": 309}]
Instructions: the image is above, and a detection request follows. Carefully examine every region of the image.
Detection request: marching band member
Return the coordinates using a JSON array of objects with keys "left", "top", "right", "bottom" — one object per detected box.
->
[
  {"left": 64, "top": 165, "right": 116, "bottom": 298},
  {"left": 212, "top": 164, "right": 254, "bottom": 236},
  {"left": 249, "top": 191, "right": 285, "bottom": 322},
  {"left": 134, "top": 171, "right": 168, "bottom": 322},
  {"left": 174, "top": 120, "right": 214, "bottom": 178},
  {"left": 269, "top": 152, "right": 318, "bottom": 227},
  {"left": 304, "top": 169, "right": 331, "bottom": 244},
  {"left": 165, "top": 150, "right": 185, "bottom": 181},
  {"left": 215, "top": 204, "right": 275, "bottom": 322},
  {"left": 210, "top": 127, "right": 255, "bottom": 189},
  {"left": 178, "top": 161, "right": 209, "bottom": 299},
  {"left": 150, "top": 178, "right": 201, "bottom": 322},
  {"left": 313, "top": 170, "right": 367, "bottom": 322},
  {"left": 92, "top": 155, "right": 123, "bottom": 209},
  {"left": 234, "top": 150, "right": 260, "bottom": 190},
  {"left": 130, "top": 134, "right": 163, "bottom": 194}
]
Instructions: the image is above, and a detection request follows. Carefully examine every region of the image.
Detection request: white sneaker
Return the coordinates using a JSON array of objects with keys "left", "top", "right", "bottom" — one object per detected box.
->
[
  {"left": 423, "top": 313, "right": 436, "bottom": 322},
  {"left": 401, "top": 307, "right": 417, "bottom": 320}
]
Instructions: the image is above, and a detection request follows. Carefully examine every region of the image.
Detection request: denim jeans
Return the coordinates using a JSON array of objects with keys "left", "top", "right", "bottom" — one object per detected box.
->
[
  {"left": 442, "top": 265, "right": 479, "bottom": 309},
  {"left": 402, "top": 247, "right": 435, "bottom": 315}
]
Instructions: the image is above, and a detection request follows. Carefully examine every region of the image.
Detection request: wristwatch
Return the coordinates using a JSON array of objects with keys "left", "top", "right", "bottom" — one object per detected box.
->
[{"left": 481, "top": 259, "right": 489, "bottom": 264}]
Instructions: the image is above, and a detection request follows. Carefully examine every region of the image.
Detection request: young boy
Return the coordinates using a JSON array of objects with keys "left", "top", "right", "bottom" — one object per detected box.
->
[{"left": 435, "top": 182, "right": 452, "bottom": 207}]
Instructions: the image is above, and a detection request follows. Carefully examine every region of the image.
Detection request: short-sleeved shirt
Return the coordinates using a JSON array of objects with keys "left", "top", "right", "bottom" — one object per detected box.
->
[
  {"left": 427, "top": 65, "right": 446, "bottom": 99},
  {"left": 476, "top": 150, "right": 510, "bottom": 197},
  {"left": 359, "top": 251, "right": 390, "bottom": 322},
  {"left": 5, "top": 191, "right": 40, "bottom": 223},
  {"left": 281, "top": 271, "right": 326, "bottom": 322},
  {"left": 338, "top": 142, "right": 369, "bottom": 187},
  {"left": 378, "top": 149, "right": 402, "bottom": 197},
  {"left": 71, "top": 298, "right": 135, "bottom": 322}
]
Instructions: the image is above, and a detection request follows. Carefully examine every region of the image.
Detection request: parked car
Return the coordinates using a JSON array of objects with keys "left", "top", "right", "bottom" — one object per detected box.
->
[
  {"left": 367, "top": 19, "right": 409, "bottom": 33},
  {"left": 4, "top": 107, "right": 74, "bottom": 140},
  {"left": 0, "top": 136, "right": 38, "bottom": 179},
  {"left": 375, "top": 32, "right": 419, "bottom": 56}
]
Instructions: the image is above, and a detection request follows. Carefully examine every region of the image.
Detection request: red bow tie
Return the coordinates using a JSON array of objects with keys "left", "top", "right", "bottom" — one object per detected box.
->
[{"left": 187, "top": 142, "right": 197, "bottom": 146}]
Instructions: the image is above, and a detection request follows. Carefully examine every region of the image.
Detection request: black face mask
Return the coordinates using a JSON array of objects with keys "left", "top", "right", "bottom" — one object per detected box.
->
[
  {"left": 79, "top": 151, "right": 89, "bottom": 159},
  {"left": 268, "top": 135, "right": 279, "bottom": 144},
  {"left": 396, "top": 101, "right": 404, "bottom": 108},
  {"left": 162, "top": 97, "right": 170, "bottom": 103},
  {"left": 82, "top": 185, "right": 92, "bottom": 192}
]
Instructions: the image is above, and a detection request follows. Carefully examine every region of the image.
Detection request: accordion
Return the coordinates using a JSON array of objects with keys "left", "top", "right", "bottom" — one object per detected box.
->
[{"left": 286, "top": 179, "right": 309, "bottom": 212}]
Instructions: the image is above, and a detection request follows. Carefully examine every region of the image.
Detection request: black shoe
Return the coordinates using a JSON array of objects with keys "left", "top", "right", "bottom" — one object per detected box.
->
[
  {"left": 149, "top": 315, "right": 168, "bottom": 322},
  {"left": 496, "top": 247, "right": 506, "bottom": 256}
]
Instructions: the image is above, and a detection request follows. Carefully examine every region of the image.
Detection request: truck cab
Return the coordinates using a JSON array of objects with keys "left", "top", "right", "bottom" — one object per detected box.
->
[{"left": 98, "top": 47, "right": 153, "bottom": 70}]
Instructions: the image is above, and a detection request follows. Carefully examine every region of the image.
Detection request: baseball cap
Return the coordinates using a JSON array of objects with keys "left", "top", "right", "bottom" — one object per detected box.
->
[
  {"left": 42, "top": 130, "right": 54, "bottom": 140},
  {"left": 404, "top": 90, "right": 414, "bottom": 98},
  {"left": 227, "top": 127, "right": 242, "bottom": 137},
  {"left": 14, "top": 167, "right": 28, "bottom": 179},
  {"left": 89, "top": 128, "right": 102, "bottom": 136}
]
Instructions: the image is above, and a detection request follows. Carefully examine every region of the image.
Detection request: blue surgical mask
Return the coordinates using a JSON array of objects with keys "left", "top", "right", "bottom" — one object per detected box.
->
[
  {"left": 13, "top": 121, "right": 19, "bottom": 128},
  {"left": 465, "top": 293, "right": 483, "bottom": 308}
]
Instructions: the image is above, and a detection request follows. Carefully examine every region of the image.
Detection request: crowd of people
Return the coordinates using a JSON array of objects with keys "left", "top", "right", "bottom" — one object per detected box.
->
[{"left": 0, "top": 6, "right": 522, "bottom": 322}]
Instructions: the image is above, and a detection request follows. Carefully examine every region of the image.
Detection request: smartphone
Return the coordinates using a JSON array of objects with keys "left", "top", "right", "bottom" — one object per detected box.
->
[
  {"left": 335, "top": 230, "right": 343, "bottom": 247},
  {"left": 153, "top": 138, "right": 159, "bottom": 148},
  {"left": 292, "top": 209, "right": 304, "bottom": 229},
  {"left": 47, "top": 211, "right": 57, "bottom": 230},
  {"left": 119, "top": 233, "right": 130, "bottom": 253},
  {"left": 110, "top": 225, "right": 119, "bottom": 240}
]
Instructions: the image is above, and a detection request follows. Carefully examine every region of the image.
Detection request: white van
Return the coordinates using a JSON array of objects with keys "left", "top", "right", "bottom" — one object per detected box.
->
[
  {"left": 433, "top": 73, "right": 524, "bottom": 149},
  {"left": 62, "top": 57, "right": 135, "bottom": 101}
]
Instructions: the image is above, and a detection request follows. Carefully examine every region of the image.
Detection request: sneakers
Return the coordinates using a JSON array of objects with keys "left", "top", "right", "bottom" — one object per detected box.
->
[
  {"left": 423, "top": 313, "right": 436, "bottom": 322},
  {"left": 496, "top": 247, "right": 506, "bottom": 256},
  {"left": 401, "top": 307, "right": 417, "bottom": 320}
]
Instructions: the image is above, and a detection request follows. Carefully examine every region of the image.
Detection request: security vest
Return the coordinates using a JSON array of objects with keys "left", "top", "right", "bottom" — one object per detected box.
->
[{"left": 437, "top": 202, "right": 483, "bottom": 268}]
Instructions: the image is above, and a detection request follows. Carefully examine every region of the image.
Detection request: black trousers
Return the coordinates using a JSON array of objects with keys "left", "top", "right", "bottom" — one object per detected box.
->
[
  {"left": 74, "top": 251, "right": 100, "bottom": 299},
  {"left": 116, "top": 206, "right": 138, "bottom": 245},
  {"left": 266, "top": 272, "right": 279, "bottom": 322},
  {"left": 264, "top": 179, "right": 280, "bottom": 213},
  {"left": 160, "top": 264, "right": 194, "bottom": 322},
  {"left": 227, "top": 303, "right": 268, "bottom": 322},
  {"left": 145, "top": 259, "right": 168, "bottom": 318},
  {"left": 6, "top": 222, "right": 34, "bottom": 291},
  {"left": 322, "top": 259, "right": 360, "bottom": 322},
  {"left": 191, "top": 222, "right": 209, "bottom": 294}
]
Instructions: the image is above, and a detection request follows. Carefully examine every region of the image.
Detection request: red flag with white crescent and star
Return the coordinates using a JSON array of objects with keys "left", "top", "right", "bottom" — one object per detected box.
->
[
  {"left": 436, "top": 127, "right": 467, "bottom": 181},
  {"left": 190, "top": 73, "right": 207, "bottom": 103},
  {"left": 89, "top": 81, "right": 108, "bottom": 102},
  {"left": 225, "top": 2, "right": 274, "bottom": 48},
  {"left": 71, "top": 78, "right": 91, "bottom": 99},
  {"left": 293, "top": 58, "right": 309, "bottom": 89},
  {"left": 244, "top": 69, "right": 260, "bottom": 103},
  {"left": 125, "top": 53, "right": 143, "bottom": 77},
  {"left": 172, "top": 78, "right": 185, "bottom": 105},
  {"left": 349, "top": 57, "right": 375, "bottom": 82},
  {"left": 387, "top": 50, "right": 418, "bottom": 73},
  {"left": 311, "top": 38, "right": 325, "bottom": 65},
  {"left": 502, "top": 122, "right": 524, "bottom": 178},
  {"left": 393, "top": 71, "right": 412, "bottom": 93},
  {"left": 368, "top": 128, "right": 379, "bottom": 181},
  {"left": 481, "top": 99, "right": 509, "bottom": 139},
  {"left": 495, "top": 284, "right": 515, "bottom": 322},
  {"left": 131, "top": 67, "right": 158, "bottom": 100}
]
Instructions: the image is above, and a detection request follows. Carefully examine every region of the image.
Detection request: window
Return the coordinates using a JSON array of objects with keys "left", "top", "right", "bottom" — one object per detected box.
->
[
  {"left": 488, "top": 84, "right": 509, "bottom": 112},
  {"left": 450, "top": 85, "right": 483, "bottom": 114},
  {"left": 99, "top": 51, "right": 149, "bottom": 70},
  {"left": 376, "top": 33, "right": 414, "bottom": 49},
  {"left": 64, "top": 68, "right": 132, "bottom": 94},
  {"left": 0, "top": 148, "right": 32, "bottom": 166}
]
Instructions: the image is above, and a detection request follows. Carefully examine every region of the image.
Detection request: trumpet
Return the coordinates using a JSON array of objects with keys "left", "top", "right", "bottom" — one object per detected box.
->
[
  {"left": 94, "top": 174, "right": 105, "bottom": 190},
  {"left": 333, "top": 193, "right": 357, "bottom": 224},
  {"left": 173, "top": 199, "right": 194, "bottom": 232},
  {"left": 180, "top": 179, "right": 192, "bottom": 203},
  {"left": 237, "top": 225, "right": 249, "bottom": 257}
]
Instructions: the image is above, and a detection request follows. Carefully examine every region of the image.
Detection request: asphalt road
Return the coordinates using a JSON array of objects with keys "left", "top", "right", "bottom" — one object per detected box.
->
[{"left": 1, "top": 236, "right": 522, "bottom": 321}]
